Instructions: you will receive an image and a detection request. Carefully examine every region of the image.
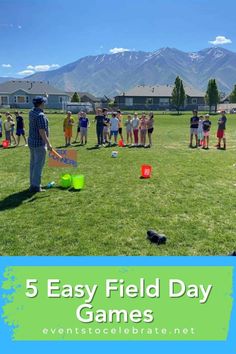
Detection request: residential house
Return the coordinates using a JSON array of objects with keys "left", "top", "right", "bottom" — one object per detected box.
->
[
  {"left": 114, "top": 85, "right": 205, "bottom": 111},
  {"left": 0, "top": 80, "right": 70, "bottom": 109}
]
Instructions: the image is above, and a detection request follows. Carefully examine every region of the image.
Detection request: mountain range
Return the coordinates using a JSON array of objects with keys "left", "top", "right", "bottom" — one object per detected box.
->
[{"left": 3, "top": 47, "right": 236, "bottom": 97}]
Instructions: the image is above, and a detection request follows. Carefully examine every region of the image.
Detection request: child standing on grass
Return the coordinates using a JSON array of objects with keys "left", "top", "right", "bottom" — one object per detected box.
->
[
  {"left": 189, "top": 109, "right": 199, "bottom": 148},
  {"left": 63, "top": 111, "right": 74, "bottom": 146},
  {"left": 79, "top": 111, "right": 89, "bottom": 145},
  {"left": 4, "top": 114, "right": 12, "bottom": 143},
  {"left": 202, "top": 114, "right": 211, "bottom": 150},
  {"left": 117, "top": 109, "right": 124, "bottom": 141},
  {"left": 197, "top": 115, "right": 204, "bottom": 146},
  {"left": 0, "top": 114, "right": 2, "bottom": 139},
  {"left": 73, "top": 112, "right": 82, "bottom": 144},
  {"left": 139, "top": 112, "right": 147, "bottom": 146},
  {"left": 147, "top": 112, "right": 154, "bottom": 147},
  {"left": 216, "top": 110, "right": 227, "bottom": 150},
  {"left": 103, "top": 108, "right": 110, "bottom": 144},
  {"left": 109, "top": 113, "right": 119, "bottom": 145},
  {"left": 7, "top": 113, "right": 17, "bottom": 145},
  {"left": 15, "top": 111, "right": 27, "bottom": 146},
  {"left": 125, "top": 114, "right": 133, "bottom": 144},
  {"left": 95, "top": 108, "right": 105, "bottom": 146},
  {"left": 132, "top": 112, "right": 139, "bottom": 146}
]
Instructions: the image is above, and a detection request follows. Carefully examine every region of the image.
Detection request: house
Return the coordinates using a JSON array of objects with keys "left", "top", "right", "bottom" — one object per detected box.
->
[
  {"left": 66, "top": 102, "right": 94, "bottom": 114},
  {"left": 67, "top": 92, "right": 110, "bottom": 109},
  {"left": 0, "top": 80, "right": 70, "bottom": 109},
  {"left": 114, "top": 85, "right": 205, "bottom": 111}
]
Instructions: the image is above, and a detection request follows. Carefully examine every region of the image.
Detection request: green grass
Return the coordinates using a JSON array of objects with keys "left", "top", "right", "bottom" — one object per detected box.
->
[{"left": 1, "top": 113, "right": 236, "bottom": 256}]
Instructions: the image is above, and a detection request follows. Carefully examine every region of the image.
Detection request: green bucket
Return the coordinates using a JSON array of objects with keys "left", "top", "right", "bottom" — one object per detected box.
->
[
  {"left": 60, "top": 174, "right": 72, "bottom": 188},
  {"left": 72, "top": 175, "right": 85, "bottom": 190}
]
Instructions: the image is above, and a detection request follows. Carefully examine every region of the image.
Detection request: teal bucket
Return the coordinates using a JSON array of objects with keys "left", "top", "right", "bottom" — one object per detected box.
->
[
  {"left": 72, "top": 175, "right": 85, "bottom": 190},
  {"left": 60, "top": 174, "right": 72, "bottom": 188}
]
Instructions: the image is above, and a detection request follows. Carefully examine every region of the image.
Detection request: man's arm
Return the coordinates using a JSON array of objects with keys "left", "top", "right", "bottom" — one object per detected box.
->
[{"left": 39, "top": 129, "right": 52, "bottom": 151}]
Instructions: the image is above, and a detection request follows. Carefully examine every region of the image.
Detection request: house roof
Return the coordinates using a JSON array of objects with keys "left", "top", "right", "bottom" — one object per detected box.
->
[
  {"left": 66, "top": 91, "right": 100, "bottom": 102},
  {"left": 118, "top": 85, "right": 205, "bottom": 98},
  {"left": 0, "top": 80, "right": 69, "bottom": 96}
]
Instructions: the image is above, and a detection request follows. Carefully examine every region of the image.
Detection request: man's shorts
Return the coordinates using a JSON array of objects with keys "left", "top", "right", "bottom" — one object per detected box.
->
[
  {"left": 148, "top": 128, "right": 154, "bottom": 134},
  {"left": 16, "top": 128, "right": 25, "bottom": 136},
  {"left": 217, "top": 129, "right": 225, "bottom": 139},
  {"left": 190, "top": 128, "right": 198, "bottom": 135},
  {"left": 110, "top": 130, "right": 118, "bottom": 137},
  {"left": 118, "top": 127, "right": 122, "bottom": 134},
  {"left": 203, "top": 131, "right": 210, "bottom": 137}
]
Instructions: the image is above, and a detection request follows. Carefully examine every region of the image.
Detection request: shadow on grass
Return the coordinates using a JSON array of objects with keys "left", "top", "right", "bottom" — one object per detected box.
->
[
  {"left": 86, "top": 146, "right": 100, "bottom": 150},
  {"left": 53, "top": 186, "right": 82, "bottom": 193},
  {"left": 0, "top": 189, "right": 46, "bottom": 211}
]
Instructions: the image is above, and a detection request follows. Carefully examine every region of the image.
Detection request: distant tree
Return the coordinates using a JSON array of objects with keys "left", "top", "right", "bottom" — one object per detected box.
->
[
  {"left": 229, "top": 85, "right": 236, "bottom": 103},
  {"left": 171, "top": 76, "right": 186, "bottom": 114},
  {"left": 71, "top": 92, "right": 80, "bottom": 102},
  {"left": 108, "top": 99, "right": 115, "bottom": 108},
  {"left": 205, "top": 79, "right": 220, "bottom": 113}
]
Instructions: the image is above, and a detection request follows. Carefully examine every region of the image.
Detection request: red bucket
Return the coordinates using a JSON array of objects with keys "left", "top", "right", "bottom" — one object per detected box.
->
[
  {"left": 2, "top": 140, "right": 10, "bottom": 149},
  {"left": 141, "top": 164, "right": 152, "bottom": 178}
]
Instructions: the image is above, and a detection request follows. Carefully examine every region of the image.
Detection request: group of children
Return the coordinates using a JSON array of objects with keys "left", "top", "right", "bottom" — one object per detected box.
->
[
  {"left": 189, "top": 109, "right": 227, "bottom": 150},
  {"left": 0, "top": 111, "right": 27, "bottom": 146},
  {"left": 63, "top": 108, "right": 155, "bottom": 148},
  {"left": 63, "top": 110, "right": 90, "bottom": 146}
]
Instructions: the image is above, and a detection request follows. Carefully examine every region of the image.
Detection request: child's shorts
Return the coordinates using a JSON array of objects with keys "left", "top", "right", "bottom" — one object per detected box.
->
[
  {"left": 190, "top": 128, "right": 198, "bottom": 135},
  {"left": 64, "top": 128, "right": 72, "bottom": 138},
  {"left": 203, "top": 131, "right": 210, "bottom": 137},
  {"left": 110, "top": 130, "right": 118, "bottom": 137},
  {"left": 16, "top": 129, "right": 25, "bottom": 136},
  {"left": 103, "top": 126, "right": 109, "bottom": 133},
  {"left": 80, "top": 127, "right": 87, "bottom": 137},
  {"left": 217, "top": 129, "right": 225, "bottom": 139}
]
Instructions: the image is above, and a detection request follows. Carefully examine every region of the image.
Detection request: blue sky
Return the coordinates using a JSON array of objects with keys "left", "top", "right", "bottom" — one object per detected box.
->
[{"left": 0, "top": 0, "right": 235, "bottom": 77}]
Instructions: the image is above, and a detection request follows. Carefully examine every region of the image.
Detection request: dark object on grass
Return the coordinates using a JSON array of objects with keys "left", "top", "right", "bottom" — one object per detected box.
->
[
  {"left": 228, "top": 251, "right": 236, "bottom": 256},
  {"left": 147, "top": 230, "right": 167, "bottom": 245}
]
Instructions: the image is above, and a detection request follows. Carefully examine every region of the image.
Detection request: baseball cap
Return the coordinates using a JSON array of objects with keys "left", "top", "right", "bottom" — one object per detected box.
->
[{"left": 33, "top": 96, "right": 47, "bottom": 105}]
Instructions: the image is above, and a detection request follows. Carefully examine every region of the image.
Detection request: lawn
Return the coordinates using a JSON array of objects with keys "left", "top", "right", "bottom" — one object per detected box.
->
[{"left": 1, "top": 112, "right": 236, "bottom": 256}]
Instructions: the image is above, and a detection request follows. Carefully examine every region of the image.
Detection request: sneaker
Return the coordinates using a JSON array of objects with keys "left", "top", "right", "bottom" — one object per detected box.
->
[
  {"left": 24, "top": 144, "right": 28, "bottom": 147},
  {"left": 29, "top": 186, "right": 46, "bottom": 193}
]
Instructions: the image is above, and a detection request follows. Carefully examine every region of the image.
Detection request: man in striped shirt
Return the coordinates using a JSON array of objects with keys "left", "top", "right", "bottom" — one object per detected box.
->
[{"left": 28, "top": 96, "right": 53, "bottom": 192}]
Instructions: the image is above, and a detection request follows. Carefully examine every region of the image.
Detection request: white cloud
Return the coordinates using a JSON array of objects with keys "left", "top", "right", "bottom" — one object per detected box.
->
[
  {"left": 209, "top": 36, "right": 232, "bottom": 45},
  {"left": 109, "top": 47, "right": 130, "bottom": 54},
  {"left": 18, "top": 69, "right": 35, "bottom": 76},
  {"left": 18, "top": 25, "right": 22, "bottom": 29},
  {"left": 2, "top": 64, "right": 12, "bottom": 68},
  {"left": 26, "top": 64, "right": 60, "bottom": 72}
]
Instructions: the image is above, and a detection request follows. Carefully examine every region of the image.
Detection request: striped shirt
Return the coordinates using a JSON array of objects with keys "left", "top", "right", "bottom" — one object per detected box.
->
[{"left": 28, "top": 108, "right": 49, "bottom": 148}]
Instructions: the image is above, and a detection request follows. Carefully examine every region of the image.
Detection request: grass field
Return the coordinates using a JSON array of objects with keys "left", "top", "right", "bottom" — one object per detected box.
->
[{"left": 1, "top": 112, "right": 236, "bottom": 256}]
